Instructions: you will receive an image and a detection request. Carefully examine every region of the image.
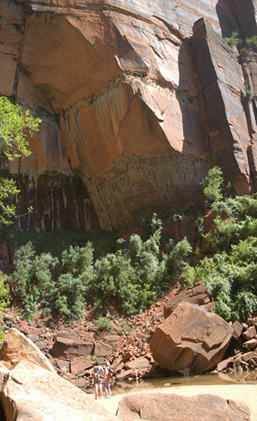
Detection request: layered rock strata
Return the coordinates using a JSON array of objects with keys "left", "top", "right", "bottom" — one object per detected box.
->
[{"left": 1, "top": 0, "right": 257, "bottom": 231}]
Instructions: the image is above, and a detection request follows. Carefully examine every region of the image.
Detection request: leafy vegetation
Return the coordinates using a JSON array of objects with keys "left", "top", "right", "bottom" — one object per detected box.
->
[
  {"left": 224, "top": 31, "right": 257, "bottom": 50},
  {"left": 0, "top": 97, "right": 40, "bottom": 332},
  {"left": 0, "top": 96, "right": 41, "bottom": 226},
  {"left": 0, "top": 272, "right": 11, "bottom": 340},
  {"left": 200, "top": 166, "right": 223, "bottom": 208},
  {"left": 4, "top": 160, "right": 257, "bottom": 324},
  {"left": 183, "top": 168, "right": 257, "bottom": 321},
  {"left": 224, "top": 31, "right": 243, "bottom": 48},
  {"left": 95, "top": 316, "right": 112, "bottom": 332},
  {"left": 8, "top": 242, "right": 92, "bottom": 320},
  {"left": 7, "top": 222, "right": 192, "bottom": 321}
]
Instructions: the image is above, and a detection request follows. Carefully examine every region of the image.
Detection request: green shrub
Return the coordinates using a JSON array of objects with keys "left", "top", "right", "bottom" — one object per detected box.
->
[
  {"left": 162, "top": 237, "right": 192, "bottom": 284},
  {"left": 201, "top": 166, "right": 223, "bottom": 207},
  {"left": 224, "top": 31, "right": 243, "bottom": 48},
  {"left": 0, "top": 271, "right": 11, "bottom": 341},
  {"left": 245, "top": 35, "right": 257, "bottom": 48},
  {"left": 8, "top": 241, "right": 90, "bottom": 321},
  {"left": 85, "top": 219, "right": 191, "bottom": 315},
  {"left": 61, "top": 243, "right": 94, "bottom": 278},
  {"left": 96, "top": 316, "right": 112, "bottom": 331},
  {"left": 9, "top": 241, "right": 37, "bottom": 318},
  {"left": 184, "top": 237, "right": 257, "bottom": 321},
  {"left": 0, "top": 272, "right": 10, "bottom": 312},
  {"left": 87, "top": 251, "right": 140, "bottom": 315},
  {"left": 204, "top": 197, "right": 257, "bottom": 254},
  {"left": 48, "top": 272, "right": 86, "bottom": 320}
]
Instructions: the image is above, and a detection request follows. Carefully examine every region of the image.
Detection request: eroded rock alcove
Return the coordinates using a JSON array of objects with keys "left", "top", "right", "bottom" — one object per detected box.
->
[{"left": 1, "top": 0, "right": 257, "bottom": 231}]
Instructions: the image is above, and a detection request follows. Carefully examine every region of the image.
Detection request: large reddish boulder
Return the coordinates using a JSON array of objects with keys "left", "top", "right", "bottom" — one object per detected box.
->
[{"left": 150, "top": 302, "right": 233, "bottom": 375}]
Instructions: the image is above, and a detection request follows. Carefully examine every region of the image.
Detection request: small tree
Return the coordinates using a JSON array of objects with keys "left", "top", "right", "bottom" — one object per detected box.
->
[
  {"left": 224, "top": 31, "right": 243, "bottom": 49},
  {"left": 201, "top": 166, "right": 223, "bottom": 208},
  {"left": 0, "top": 96, "right": 41, "bottom": 225}
]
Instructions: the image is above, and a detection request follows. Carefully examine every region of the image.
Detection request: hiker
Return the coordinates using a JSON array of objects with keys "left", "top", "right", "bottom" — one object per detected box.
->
[
  {"left": 90, "top": 361, "right": 104, "bottom": 400},
  {"left": 104, "top": 360, "right": 112, "bottom": 398}
]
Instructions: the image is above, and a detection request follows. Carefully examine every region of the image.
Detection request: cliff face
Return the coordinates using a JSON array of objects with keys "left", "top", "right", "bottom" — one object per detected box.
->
[{"left": 1, "top": 0, "right": 257, "bottom": 231}]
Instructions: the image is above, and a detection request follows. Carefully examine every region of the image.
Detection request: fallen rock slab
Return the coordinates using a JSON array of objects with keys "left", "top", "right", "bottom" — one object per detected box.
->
[
  {"left": 50, "top": 336, "right": 94, "bottom": 359},
  {"left": 117, "top": 392, "right": 250, "bottom": 420}
]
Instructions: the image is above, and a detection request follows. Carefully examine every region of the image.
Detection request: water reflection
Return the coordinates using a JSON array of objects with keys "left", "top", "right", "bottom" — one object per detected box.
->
[{"left": 113, "top": 369, "right": 257, "bottom": 395}]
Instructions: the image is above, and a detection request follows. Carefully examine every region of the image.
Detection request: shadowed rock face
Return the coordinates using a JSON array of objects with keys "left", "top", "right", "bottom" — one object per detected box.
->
[
  {"left": 192, "top": 18, "right": 251, "bottom": 194},
  {"left": 1, "top": 0, "right": 257, "bottom": 231}
]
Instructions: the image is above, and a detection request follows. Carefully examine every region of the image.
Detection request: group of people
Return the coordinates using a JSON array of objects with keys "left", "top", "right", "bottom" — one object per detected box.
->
[{"left": 91, "top": 360, "right": 113, "bottom": 400}]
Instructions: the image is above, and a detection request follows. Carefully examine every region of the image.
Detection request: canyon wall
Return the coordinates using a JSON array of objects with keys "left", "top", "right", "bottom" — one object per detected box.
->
[{"left": 1, "top": 0, "right": 257, "bottom": 231}]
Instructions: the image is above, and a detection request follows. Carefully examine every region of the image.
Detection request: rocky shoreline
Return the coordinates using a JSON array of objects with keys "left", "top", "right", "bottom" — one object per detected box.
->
[{"left": 2, "top": 283, "right": 257, "bottom": 392}]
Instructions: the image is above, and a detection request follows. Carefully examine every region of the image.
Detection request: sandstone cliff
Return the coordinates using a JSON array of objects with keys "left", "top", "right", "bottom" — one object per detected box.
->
[{"left": 1, "top": 0, "right": 257, "bottom": 231}]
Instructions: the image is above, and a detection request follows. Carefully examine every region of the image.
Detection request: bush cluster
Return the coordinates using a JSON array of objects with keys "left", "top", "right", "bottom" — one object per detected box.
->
[
  {"left": 184, "top": 168, "right": 257, "bottom": 321},
  {"left": 7, "top": 220, "right": 192, "bottom": 321},
  {"left": 9, "top": 242, "right": 93, "bottom": 320},
  {"left": 5, "top": 166, "right": 257, "bottom": 324}
]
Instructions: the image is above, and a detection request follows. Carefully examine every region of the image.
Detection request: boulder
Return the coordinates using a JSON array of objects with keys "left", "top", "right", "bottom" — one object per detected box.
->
[
  {"left": 0, "top": 328, "right": 56, "bottom": 374},
  {"left": 115, "top": 369, "right": 134, "bottom": 380},
  {"left": 117, "top": 392, "right": 250, "bottom": 421},
  {"left": 164, "top": 284, "right": 213, "bottom": 318},
  {"left": 150, "top": 302, "right": 233, "bottom": 375},
  {"left": 242, "top": 326, "right": 256, "bottom": 341},
  {"left": 94, "top": 341, "right": 113, "bottom": 358},
  {"left": 103, "top": 335, "right": 124, "bottom": 348},
  {"left": 55, "top": 359, "right": 70, "bottom": 374},
  {"left": 70, "top": 357, "right": 93, "bottom": 376},
  {"left": 50, "top": 337, "right": 94, "bottom": 359},
  {"left": 0, "top": 360, "right": 117, "bottom": 421},
  {"left": 125, "top": 357, "right": 150, "bottom": 372},
  {"left": 243, "top": 339, "right": 257, "bottom": 351},
  {"left": 232, "top": 321, "right": 243, "bottom": 341}
]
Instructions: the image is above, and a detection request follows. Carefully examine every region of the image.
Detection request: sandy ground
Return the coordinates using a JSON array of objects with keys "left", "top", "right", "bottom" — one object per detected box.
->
[{"left": 97, "top": 384, "right": 257, "bottom": 420}]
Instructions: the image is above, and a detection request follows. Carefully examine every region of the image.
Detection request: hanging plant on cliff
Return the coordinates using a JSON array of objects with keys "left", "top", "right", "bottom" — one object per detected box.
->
[{"left": 0, "top": 96, "right": 41, "bottom": 225}]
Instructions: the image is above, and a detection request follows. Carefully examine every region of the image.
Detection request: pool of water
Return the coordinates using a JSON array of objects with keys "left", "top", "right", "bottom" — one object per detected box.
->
[{"left": 112, "top": 369, "right": 257, "bottom": 396}]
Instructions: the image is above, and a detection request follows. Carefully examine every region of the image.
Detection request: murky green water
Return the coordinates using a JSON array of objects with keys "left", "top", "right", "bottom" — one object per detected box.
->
[{"left": 113, "top": 370, "right": 257, "bottom": 395}]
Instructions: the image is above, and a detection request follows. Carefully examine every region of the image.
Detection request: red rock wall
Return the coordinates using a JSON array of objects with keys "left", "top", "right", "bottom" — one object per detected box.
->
[
  {"left": 192, "top": 18, "right": 251, "bottom": 194},
  {"left": 1, "top": 0, "right": 257, "bottom": 231}
]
